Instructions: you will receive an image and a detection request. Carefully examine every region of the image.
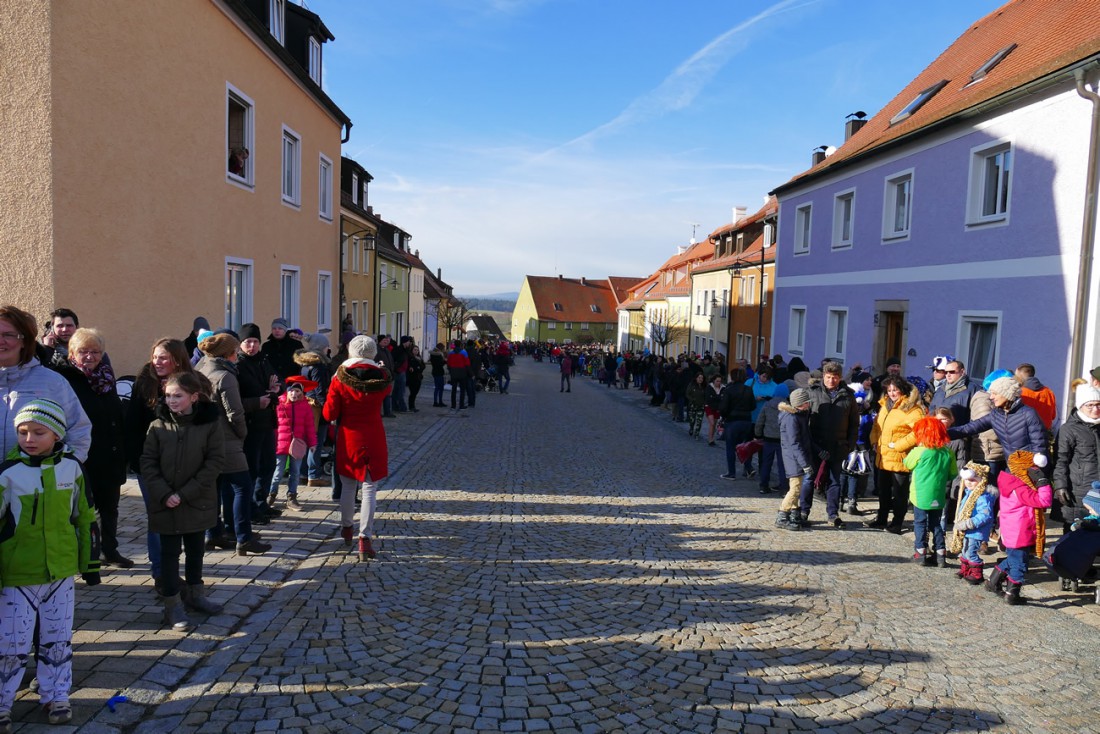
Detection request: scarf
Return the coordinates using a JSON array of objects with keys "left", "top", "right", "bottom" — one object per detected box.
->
[
  {"left": 949, "top": 462, "right": 989, "bottom": 554},
  {"left": 1007, "top": 450, "right": 1046, "bottom": 556},
  {"left": 72, "top": 357, "right": 116, "bottom": 395}
]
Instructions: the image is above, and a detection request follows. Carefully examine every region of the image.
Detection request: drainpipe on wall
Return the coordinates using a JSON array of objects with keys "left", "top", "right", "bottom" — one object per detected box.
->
[{"left": 1071, "top": 65, "right": 1100, "bottom": 416}]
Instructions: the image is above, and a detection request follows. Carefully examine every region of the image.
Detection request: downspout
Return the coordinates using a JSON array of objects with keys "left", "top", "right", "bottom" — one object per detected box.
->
[
  {"left": 1070, "top": 65, "right": 1100, "bottom": 416},
  {"left": 341, "top": 122, "right": 352, "bottom": 144}
]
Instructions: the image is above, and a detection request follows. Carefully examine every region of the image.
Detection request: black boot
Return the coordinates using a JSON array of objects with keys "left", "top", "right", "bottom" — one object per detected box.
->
[
  {"left": 1004, "top": 580, "right": 1026, "bottom": 605},
  {"left": 784, "top": 510, "right": 801, "bottom": 531},
  {"left": 985, "top": 565, "right": 1007, "bottom": 595},
  {"left": 774, "top": 510, "right": 790, "bottom": 529}
]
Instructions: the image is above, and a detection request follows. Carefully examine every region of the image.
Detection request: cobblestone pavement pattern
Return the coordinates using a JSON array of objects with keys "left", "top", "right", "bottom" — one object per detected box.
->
[{"left": 15, "top": 360, "right": 1100, "bottom": 733}]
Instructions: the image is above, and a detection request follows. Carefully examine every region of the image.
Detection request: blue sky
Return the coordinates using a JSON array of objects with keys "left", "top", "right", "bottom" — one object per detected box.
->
[{"left": 308, "top": 0, "right": 1004, "bottom": 296}]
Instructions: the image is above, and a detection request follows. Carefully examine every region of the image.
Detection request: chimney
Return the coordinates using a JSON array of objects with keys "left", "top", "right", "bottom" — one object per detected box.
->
[
  {"left": 844, "top": 111, "right": 868, "bottom": 141},
  {"left": 415, "top": 249, "right": 419, "bottom": 257},
  {"left": 558, "top": 274, "right": 564, "bottom": 280},
  {"left": 366, "top": 205, "right": 374, "bottom": 214},
  {"left": 811, "top": 149, "right": 827, "bottom": 166},
  {"left": 436, "top": 268, "right": 441, "bottom": 280},
  {"left": 732, "top": 206, "right": 747, "bottom": 224},
  {"left": 580, "top": 276, "right": 587, "bottom": 286}
]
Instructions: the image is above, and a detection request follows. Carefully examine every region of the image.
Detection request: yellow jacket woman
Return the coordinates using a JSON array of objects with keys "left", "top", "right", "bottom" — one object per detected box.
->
[{"left": 871, "top": 381, "right": 925, "bottom": 472}]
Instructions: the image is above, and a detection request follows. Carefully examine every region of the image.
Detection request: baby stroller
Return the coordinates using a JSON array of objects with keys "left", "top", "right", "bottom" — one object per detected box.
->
[
  {"left": 1043, "top": 517, "right": 1100, "bottom": 603},
  {"left": 484, "top": 365, "right": 499, "bottom": 393}
]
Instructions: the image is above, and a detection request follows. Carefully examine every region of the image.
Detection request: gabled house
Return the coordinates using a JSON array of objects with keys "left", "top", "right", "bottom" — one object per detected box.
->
[
  {"left": 606, "top": 276, "right": 646, "bottom": 352},
  {"left": 634, "top": 241, "right": 713, "bottom": 356},
  {"left": 693, "top": 199, "right": 778, "bottom": 362},
  {"left": 422, "top": 267, "right": 454, "bottom": 347},
  {"left": 616, "top": 276, "right": 656, "bottom": 353},
  {"left": 1, "top": 0, "right": 351, "bottom": 370},
  {"left": 511, "top": 276, "right": 619, "bottom": 344},
  {"left": 340, "top": 156, "right": 378, "bottom": 337},
  {"left": 770, "top": 0, "right": 1100, "bottom": 407}
]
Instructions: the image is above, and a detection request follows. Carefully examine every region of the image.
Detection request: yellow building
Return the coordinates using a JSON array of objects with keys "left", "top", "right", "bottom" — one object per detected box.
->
[{"left": 1, "top": 0, "right": 351, "bottom": 371}]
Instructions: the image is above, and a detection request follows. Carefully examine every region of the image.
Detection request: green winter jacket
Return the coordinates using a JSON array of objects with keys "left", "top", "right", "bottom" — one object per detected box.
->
[
  {"left": 904, "top": 445, "right": 957, "bottom": 511},
  {"left": 0, "top": 445, "right": 98, "bottom": 588}
]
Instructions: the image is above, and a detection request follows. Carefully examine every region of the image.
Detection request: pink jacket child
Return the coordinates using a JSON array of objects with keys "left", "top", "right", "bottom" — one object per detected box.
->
[
  {"left": 267, "top": 376, "right": 318, "bottom": 508},
  {"left": 989, "top": 450, "right": 1052, "bottom": 605},
  {"left": 274, "top": 391, "right": 318, "bottom": 456}
]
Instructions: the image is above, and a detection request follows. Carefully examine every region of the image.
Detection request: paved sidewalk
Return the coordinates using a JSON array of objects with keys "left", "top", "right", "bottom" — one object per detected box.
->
[{"left": 14, "top": 359, "right": 1100, "bottom": 733}]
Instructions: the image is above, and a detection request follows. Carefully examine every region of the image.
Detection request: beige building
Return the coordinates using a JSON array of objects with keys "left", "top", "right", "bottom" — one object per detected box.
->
[{"left": 1, "top": 0, "right": 351, "bottom": 372}]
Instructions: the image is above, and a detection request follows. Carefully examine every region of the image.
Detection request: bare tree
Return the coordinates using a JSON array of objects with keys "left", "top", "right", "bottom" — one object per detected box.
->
[
  {"left": 435, "top": 297, "right": 471, "bottom": 341},
  {"left": 647, "top": 310, "right": 688, "bottom": 357}
]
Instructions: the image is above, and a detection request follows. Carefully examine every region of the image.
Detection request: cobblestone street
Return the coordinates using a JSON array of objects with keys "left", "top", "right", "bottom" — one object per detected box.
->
[{"left": 24, "top": 359, "right": 1100, "bottom": 733}]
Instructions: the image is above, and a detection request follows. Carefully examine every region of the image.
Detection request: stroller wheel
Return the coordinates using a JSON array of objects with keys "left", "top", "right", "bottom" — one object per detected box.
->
[
  {"left": 1061, "top": 578, "right": 1072, "bottom": 592},
  {"left": 323, "top": 460, "right": 334, "bottom": 476}
]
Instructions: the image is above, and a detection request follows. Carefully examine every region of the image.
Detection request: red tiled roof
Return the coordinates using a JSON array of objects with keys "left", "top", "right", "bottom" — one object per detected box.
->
[
  {"left": 776, "top": 0, "right": 1100, "bottom": 193},
  {"left": 525, "top": 276, "right": 618, "bottom": 322},
  {"left": 606, "top": 276, "right": 647, "bottom": 306},
  {"left": 694, "top": 233, "right": 775, "bottom": 275},
  {"left": 707, "top": 197, "right": 778, "bottom": 240}
]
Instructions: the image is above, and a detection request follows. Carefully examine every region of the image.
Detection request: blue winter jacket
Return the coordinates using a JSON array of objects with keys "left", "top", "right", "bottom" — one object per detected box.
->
[
  {"left": 949, "top": 398, "right": 1049, "bottom": 461},
  {"left": 958, "top": 486, "right": 997, "bottom": 542},
  {"left": 778, "top": 402, "right": 813, "bottom": 475}
]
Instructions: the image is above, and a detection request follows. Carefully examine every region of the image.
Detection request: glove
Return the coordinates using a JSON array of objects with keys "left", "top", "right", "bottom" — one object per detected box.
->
[
  {"left": 1056, "top": 488, "right": 1075, "bottom": 507},
  {"left": 956, "top": 518, "right": 974, "bottom": 531},
  {"left": 1026, "top": 466, "right": 1050, "bottom": 488},
  {"left": 888, "top": 442, "right": 895, "bottom": 450},
  {"left": 1033, "top": 454, "right": 1048, "bottom": 468},
  {"left": 82, "top": 571, "right": 101, "bottom": 586},
  {"left": 818, "top": 449, "right": 830, "bottom": 460},
  {"left": 802, "top": 466, "right": 814, "bottom": 478}
]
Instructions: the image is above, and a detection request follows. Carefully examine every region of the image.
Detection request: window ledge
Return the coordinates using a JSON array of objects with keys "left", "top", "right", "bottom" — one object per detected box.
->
[
  {"left": 282, "top": 198, "right": 302, "bottom": 211},
  {"left": 881, "top": 233, "right": 910, "bottom": 243},
  {"left": 793, "top": 249, "right": 810, "bottom": 256},
  {"left": 965, "top": 215, "right": 1008, "bottom": 229},
  {"left": 226, "top": 175, "right": 254, "bottom": 192},
  {"left": 831, "top": 242, "right": 853, "bottom": 251}
]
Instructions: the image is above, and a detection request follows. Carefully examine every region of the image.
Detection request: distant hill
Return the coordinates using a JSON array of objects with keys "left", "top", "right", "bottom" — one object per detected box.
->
[
  {"left": 462, "top": 295, "right": 517, "bottom": 311},
  {"left": 461, "top": 291, "right": 519, "bottom": 300}
]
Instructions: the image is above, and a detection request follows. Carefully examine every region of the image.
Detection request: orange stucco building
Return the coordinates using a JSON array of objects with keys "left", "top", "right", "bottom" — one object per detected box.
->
[{"left": 1, "top": 0, "right": 351, "bottom": 372}]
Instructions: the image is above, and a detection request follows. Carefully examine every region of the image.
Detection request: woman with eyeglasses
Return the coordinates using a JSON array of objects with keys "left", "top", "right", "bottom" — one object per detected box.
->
[
  {"left": 57, "top": 328, "right": 131, "bottom": 568},
  {"left": 1052, "top": 384, "right": 1100, "bottom": 524},
  {"left": 0, "top": 305, "right": 91, "bottom": 463}
]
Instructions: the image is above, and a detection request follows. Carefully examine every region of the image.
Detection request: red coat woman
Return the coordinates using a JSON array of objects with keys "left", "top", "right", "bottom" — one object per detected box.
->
[{"left": 322, "top": 335, "right": 392, "bottom": 560}]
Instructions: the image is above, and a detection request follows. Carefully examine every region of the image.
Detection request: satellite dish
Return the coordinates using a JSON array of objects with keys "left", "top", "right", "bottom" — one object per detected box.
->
[{"left": 824, "top": 146, "right": 837, "bottom": 156}]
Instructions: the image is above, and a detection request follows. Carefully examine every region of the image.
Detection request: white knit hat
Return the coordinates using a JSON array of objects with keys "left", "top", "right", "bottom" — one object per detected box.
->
[
  {"left": 348, "top": 335, "right": 377, "bottom": 360},
  {"left": 14, "top": 399, "right": 67, "bottom": 440}
]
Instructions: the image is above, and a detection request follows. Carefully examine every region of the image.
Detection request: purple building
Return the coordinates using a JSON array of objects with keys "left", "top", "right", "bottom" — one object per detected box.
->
[{"left": 770, "top": 0, "right": 1100, "bottom": 417}]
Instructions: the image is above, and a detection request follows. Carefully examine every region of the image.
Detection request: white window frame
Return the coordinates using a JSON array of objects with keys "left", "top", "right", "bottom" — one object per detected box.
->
[
  {"left": 361, "top": 301, "right": 370, "bottom": 333},
  {"left": 721, "top": 289, "right": 728, "bottom": 318},
  {"left": 788, "top": 306, "right": 806, "bottom": 356},
  {"left": 225, "top": 257, "right": 254, "bottom": 331},
  {"left": 966, "top": 140, "right": 1012, "bottom": 227},
  {"left": 882, "top": 169, "right": 914, "bottom": 241},
  {"left": 581, "top": 322, "right": 590, "bottom": 330},
  {"left": 825, "top": 307, "right": 848, "bottom": 362},
  {"left": 745, "top": 275, "right": 755, "bottom": 306},
  {"left": 281, "top": 125, "right": 301, "bottom": 208},
  {"left": 351, "top": 173, "right": 359, "bottom": 206},
  {"left": 308, "top": 37, "right": 322, "bottom": 84},
  {"left": 226, "top": 83, "right": 255, "bottom": 189},
  {"left": 269, "top": 0, "right": 285, "bottom": 43},
  {"left": 955, "top": 311, "right": 1002, "bottom": 379},
  {"left": 280, "top": 265, "right": 300, "bottom": 326},
  {"left": 794, "top": 203, "right": 812, "bottom": 255},
  {"left": 832, "top": 189, "right": 855, "bottom": 249},
  {"left": 318, "top": 154, "right": 333, "bottom": 221},
  {"left": 379, "top": 313, "right": 387, "bottom": 335},
  {"left": 317, "top": 271, "right": 332, "bottom": 329},
  {"left": 362, "top": 241, "right": 371, "bottom": 276},
  {"left": 547, "top": 322, "right": 556, "bottom": 330},
  {"left": 350, "top": 301, "right": 359, "bottom": 332}
]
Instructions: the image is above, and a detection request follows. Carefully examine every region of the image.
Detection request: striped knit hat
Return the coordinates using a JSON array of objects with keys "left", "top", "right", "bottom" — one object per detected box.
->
[{"left": 14, "top": 398, "right": 67, "bottom": 440}]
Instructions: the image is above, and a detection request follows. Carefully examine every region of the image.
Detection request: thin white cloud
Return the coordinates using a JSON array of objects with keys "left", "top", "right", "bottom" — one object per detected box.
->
[{"left": 558, "top": 0, "right": 821, "bottom": 151}]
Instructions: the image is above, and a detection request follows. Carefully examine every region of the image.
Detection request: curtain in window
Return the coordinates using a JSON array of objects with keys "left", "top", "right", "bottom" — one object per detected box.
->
[{"left": 968, "top": 322, "right": 997, "bottom": 378}]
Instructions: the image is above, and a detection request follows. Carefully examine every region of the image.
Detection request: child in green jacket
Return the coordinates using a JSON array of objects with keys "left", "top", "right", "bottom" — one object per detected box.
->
[
  {"left": 904, "top": 416, "right": 958, "bottom": 568},
  {"left": 0, "top": 399, "right": 100, "bottom": 731}
]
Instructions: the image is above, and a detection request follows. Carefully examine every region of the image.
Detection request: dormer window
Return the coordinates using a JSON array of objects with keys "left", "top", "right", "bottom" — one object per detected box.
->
[
  {"left": 269, "top": 0, "right": 285, "bottom": 44},
  {"left": 553, "top": 303, "right": 564, "bottom": 312},
  {"left": 308, "top": 37, "right": 322, "bottom": 84},
  {"left": 590, "top": 304, "right": 601, "bottom": 313},
  {"left": 969, "top": 44, "right": 1016, "bottom": 85},
  {"left": 890, "top": 80, "right": 947, "bottom": 125}
]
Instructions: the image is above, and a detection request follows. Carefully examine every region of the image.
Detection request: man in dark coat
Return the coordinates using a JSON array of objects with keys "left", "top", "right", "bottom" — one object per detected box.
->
[
  {"left": 807, "top": 361, "right": 858, "bottom": 527},
  {"left": 237, "top": 323, "right": 281, "bottom": 521},
  {"left": 260, "top": 317, "right": 303, "bottom": 384}
]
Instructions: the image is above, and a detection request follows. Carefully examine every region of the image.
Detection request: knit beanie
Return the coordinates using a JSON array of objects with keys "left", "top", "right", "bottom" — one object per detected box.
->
[
  {"left": 303, "top": 332, "right": 330, "bottom": 353},
  {"left": 199, "top": 333, "right": 240, "bottom": 359},
  {"left": 196, "top": 329, "right": 214, "bottom": 345},
  {"left": 1086, "top": 481, "right": 1100, "bottom": 510},
  {"left": 982, "top": 369, "right": 1013, "bottom": 391},
  {"left": 239, "top": 323, "right": 262, "bottom": 342},
  {"left": 348, "top": 335, "right": 378, "bottom": 360},
  {"left": 789, "top": 388, "right": 811, "bottom": 408},
  {"left": 988, "top": 376, "right": 1021, "bottom": 402},
  {"left": 14, "top": 399, "right": 67, "bottom": 440},
  {"left": 792, "top": 371, "right": 810, "bottom": 389},
  {"left": 1075, "top": 384, "right": 1100, "bottom": 410},
  {"left": 272, "top": 317, "right": 290, "bottom": 330},
  {"left": 193, "top": 316, "right": 210, "bottom": 331}
]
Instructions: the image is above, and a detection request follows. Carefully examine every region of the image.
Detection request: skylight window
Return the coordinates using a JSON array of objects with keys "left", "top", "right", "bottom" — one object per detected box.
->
[
  {"left": 553, "top": 303, "right": 563, "bottom": 312},
  {"left": 890, "top": 80, "right": 947, "bottom": 125},
  {"left": 590, "top": 304, "right": 601, "bottom": 313},
  {"left": 969, "top": 43, "right": 1017, "bottom": 85}
]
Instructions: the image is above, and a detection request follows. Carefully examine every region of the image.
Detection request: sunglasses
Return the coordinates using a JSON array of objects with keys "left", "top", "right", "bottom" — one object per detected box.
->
[{"left": 944, "top": 369, "right": 960, "bottom": 374}]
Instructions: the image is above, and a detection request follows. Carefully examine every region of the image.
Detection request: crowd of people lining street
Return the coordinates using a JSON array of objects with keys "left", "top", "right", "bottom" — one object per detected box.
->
[
  {"left": 0, "top": 303, "right": 518, "bottom": 730},
  {"left": 3, "top": 300, "right": 1100, "bottom": 729},
  {"left": 522, "top": 339, "right": 1100, "bottom": 609}
]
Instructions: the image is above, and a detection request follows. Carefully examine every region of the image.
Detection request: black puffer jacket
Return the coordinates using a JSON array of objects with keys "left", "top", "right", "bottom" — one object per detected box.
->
[
  {"left": 808, "top": 383, "right": 858, "bottom": 456},
  {"left": 1053, "top": 412, "right": 1100, "bottom": 505}
]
